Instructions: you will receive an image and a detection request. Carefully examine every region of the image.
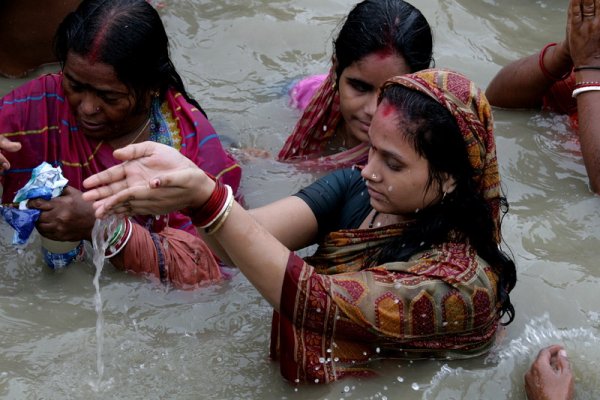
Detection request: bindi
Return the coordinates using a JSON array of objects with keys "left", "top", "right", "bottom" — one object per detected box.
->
[{"left": 380, "top": 102, "right": 396, "bottom": 118}]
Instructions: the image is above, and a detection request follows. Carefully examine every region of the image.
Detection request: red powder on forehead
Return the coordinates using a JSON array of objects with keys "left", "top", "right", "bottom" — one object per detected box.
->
[
  {"left": 380, "top": 102, "right": 396, "bottom": 118},
  {"left": 374, "top": 48, "right": 394, "bottom": 60},
  {"left": 87, "top": 21, "right": 111, "bottom": 63}
]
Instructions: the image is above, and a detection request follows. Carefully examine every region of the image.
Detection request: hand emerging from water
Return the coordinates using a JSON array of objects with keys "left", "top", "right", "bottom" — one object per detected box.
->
[
  {"left": 568, "top": 0, "right": 600, "bottom": 67},
  {"left": 0, "top": 135, "right": 22, "bottom": 171},
  {"left": 524, "top": 345, "right": 574, "bottom": 400},
  {"left": 82, "top": 142, "right": 214, "bottom": 218},
  {"left": 28, "top": 186, "right": 96, "bottom": 242}
]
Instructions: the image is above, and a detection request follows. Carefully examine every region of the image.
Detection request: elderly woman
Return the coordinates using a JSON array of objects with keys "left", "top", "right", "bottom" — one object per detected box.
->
[
  {"left": 0, "top": 0, "right": 241, "bottom": 288},
  {"left": 82, "top": 69, "right": 517, "bottom": 383}
]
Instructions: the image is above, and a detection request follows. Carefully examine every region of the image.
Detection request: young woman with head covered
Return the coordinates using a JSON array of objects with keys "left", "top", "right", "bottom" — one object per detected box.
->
[
  {"left": 82, "top": 69, "right": 517, "bottom": 383},
  {"left": 278, "top": 0, "right": 433, "bottom": 170}
]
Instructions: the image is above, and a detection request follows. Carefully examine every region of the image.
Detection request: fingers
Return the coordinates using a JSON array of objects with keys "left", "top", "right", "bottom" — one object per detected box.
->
[
  {"left": 582, "top": 0, "right": 596, "bottom": 18},
  {"left": 112, "top": 141, "right": 155, "bottom": 162},
  {"left": 0, "top": 137, "right": 22, "bottom": 152},
  {"left": 551, "top": 347, "right": 571, "bottom": 372},
  {"left": 82, "top": 163, "right": 128, "bottom": 191}
]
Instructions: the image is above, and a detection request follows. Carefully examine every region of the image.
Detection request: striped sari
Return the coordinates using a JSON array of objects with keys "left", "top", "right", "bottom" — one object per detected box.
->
[{"left": 0, "top": 73, "right": 242, "bottom": 287}]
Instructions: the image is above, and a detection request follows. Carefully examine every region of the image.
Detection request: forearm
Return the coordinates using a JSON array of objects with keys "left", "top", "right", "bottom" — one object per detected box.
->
[
  {"left": 208, "top": 202, "right": 289, "bottom": 310},
  {"left": 486, "top": 44, "right": 572, "bottom": 108},
  {"left": 574, "top": 70, "right": 600, "bottom": 193},
  {"left": 111, "top": 223, "right": 223, "bottom": 288}
]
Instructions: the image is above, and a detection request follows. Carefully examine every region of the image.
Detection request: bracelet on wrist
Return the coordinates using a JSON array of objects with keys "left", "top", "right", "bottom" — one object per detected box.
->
[
  {"left": 106, "top": 218, "right": 133, "bottom": 259},
  {"left": 573, "top": 65, "right": 600, "bottom": 72},
  {"left": 204, "top": 190, "right": 234, "bottom": 236},
  {"left": 572, "top": 85, "right": 600, "bottom": 98},
  {"left": 539, "top": 42, "right": 572, "bottom": 82}
]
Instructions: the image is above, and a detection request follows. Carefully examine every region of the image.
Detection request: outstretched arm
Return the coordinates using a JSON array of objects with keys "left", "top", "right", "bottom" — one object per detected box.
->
[{"left": 83, "top": 142, "right": 319, "bottom": 309}]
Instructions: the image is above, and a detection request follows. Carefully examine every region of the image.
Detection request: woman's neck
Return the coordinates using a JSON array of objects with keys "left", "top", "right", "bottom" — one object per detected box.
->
[
  {"left": 108, "top": 114, "right": 151, "bottom": 150},
  {"left": 324, "top": 122, "right": 361, "bottom": 154}
]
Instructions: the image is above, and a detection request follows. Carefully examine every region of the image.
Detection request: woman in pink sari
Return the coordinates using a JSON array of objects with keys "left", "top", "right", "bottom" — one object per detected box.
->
[
  {"left": 0, "top": 0, "right": 241, "bottom": 288},
  {"left": 81, "top": 69, "right": 517, "bottom": 383},
  {"left": 278, "top": 0, "right": 433, "bottom": 170}
]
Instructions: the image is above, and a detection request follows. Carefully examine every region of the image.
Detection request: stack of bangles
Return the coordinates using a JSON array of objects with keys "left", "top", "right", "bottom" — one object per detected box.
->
[
  {"left": 572, "top": 65, "right": 600, "bottom": 98},
  {"left": 105, "top": 217, "right": 133, "bottom": 259},
  {"left": 539, "top": 42, "right": 572, "bottom": 82},
  {"left": 184, "top": 178, "right": 234, "bottom": 235}
]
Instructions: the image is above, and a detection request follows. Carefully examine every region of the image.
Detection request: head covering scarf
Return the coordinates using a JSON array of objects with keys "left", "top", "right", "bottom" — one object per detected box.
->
[
  {"left": 380, "top": 68, "right": 502, "bottom": 239},
  {"left": 277, "top": 66, "right": 369, "bottom": 169}
]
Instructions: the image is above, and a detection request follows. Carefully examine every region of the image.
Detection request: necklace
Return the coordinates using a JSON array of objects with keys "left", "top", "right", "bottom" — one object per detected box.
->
[
  {"left": 368, "top": 210, "right": 380, "bottom": 229},
  {"left": 127, "top": 117, "right": 151, "bottom": 146}
]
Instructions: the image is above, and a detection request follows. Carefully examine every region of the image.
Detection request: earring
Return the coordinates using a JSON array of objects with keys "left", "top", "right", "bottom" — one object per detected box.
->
[{"left": 441, "top": 191, "right": 447, "bottom": 202}]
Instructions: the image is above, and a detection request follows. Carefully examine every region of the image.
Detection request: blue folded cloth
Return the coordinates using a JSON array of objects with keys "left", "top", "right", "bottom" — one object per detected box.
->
[{"left": 0, "top": 162, "right": 68, "bottom": 245}]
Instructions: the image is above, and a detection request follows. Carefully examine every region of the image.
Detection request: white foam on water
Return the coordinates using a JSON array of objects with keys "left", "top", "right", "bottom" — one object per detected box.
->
[{"left": 423, "top": 314, "right": 600, "bottom": 399}]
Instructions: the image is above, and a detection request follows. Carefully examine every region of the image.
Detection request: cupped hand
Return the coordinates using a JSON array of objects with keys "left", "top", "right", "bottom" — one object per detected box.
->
[
  {"left": 29, "top": 186, "right": 96, "bottom": 241},
  {"left": 0, "top": 135, "right": 22, "bottom": 171},
  {"left": 524, "top": 344, "right": 575, "bottom": 400},
  {"left": 568, "top": 0, "right": 600, "bottom": 66},
  {"left": 82, "top": 142, "right": 213, "bottom": 218}
]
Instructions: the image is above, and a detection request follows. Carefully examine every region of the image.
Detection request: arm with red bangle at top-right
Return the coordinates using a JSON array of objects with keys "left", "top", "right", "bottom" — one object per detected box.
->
[
  {"left": 567, "top": 0, "right": 600, "bottom": 193},
  {"left": 485, "top": 40, "right": 573, "bottom": 109}
]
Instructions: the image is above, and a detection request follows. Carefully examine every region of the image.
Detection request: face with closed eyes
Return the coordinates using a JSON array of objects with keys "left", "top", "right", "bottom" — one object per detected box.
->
[
  {"left": 337, "top": 51, "right": 410, "bottom": 148},
  {"left": 361, "top": 99, "right": 450, "bottom": 218}
]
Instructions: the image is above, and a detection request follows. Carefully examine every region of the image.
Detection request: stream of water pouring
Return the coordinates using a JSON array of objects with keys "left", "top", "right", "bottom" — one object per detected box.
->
[{"left": 89, "top": 215, "right": 120, "bottom": 391}]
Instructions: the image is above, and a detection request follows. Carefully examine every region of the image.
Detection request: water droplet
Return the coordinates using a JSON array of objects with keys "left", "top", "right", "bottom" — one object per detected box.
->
[
  {"left": 343, "top": 386, "right": 350, "bottom": 393},
  {"left": 411, "top": 382, "right": 420, "bottom": 390},
  {"left": 397, "top": 376, "right": 404, "bottom": 382},
  {"left": 375, "top": 347, "right": 381, "bottom": 353},
  {"left": 322, "top": 125, "right": 327, "bottom": 132},
  {"left": 319, "top": 357, "right": 326, "bottom": 363},
  {"left": 315, "top": 378, "right": 320, "bottom": 383}
]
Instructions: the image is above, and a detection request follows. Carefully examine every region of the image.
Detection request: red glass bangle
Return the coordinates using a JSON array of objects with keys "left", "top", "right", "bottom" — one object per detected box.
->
[{"left": 539, "top": 43, "right": 572, "bottom": 82}]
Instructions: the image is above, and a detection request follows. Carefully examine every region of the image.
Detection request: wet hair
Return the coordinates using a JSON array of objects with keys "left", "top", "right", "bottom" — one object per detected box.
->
[
  {"left": 373, "top": 85, "right": 517, "bottom": 324},
  {"left": 54, "top": 0, "right": 205, "bottom": 116},
  {"left": 334, "top": 0, "right": 433, "bottom": 79}
]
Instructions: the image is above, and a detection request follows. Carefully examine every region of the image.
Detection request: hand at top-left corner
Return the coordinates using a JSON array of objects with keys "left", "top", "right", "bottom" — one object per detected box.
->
[
  {"left": 28, "top": 186, "right": 97, "bottom": 242},
  {"left": 0, "top": 135, "right": 22, "bottom": 172}
]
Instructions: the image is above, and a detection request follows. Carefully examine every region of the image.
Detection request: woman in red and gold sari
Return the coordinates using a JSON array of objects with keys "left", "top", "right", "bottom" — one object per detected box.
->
[{"left": 80, "top": 69, "right": 517, "bottom": 383}]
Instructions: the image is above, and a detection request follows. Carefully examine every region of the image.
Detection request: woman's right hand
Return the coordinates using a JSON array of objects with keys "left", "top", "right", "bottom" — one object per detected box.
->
[
  {"left": 568, "top": 0, "right": 600, "bottom": 67},
  {"left": 82, "top": 142, "right": 214, "bottom": 218},
  {"left": 0, "top": 135, "right": 22, "bottom": 171},
  {"left": 524, "top": 345, "right": 575, "bottom": 400}
]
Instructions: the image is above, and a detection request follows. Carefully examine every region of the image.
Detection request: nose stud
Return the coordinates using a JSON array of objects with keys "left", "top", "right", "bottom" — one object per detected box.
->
[
  {"left": 95, "top": 106, "right": 100, "bottom": 112},
  {"left": 371, "top": 173, "right": 377, "bottom": 179}
]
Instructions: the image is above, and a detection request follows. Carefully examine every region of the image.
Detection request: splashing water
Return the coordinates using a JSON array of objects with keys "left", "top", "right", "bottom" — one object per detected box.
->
[
  {"left": 89, "top": 216, "right": 120, "bottom": 391},
  {"left": 423, "top": 314, "right": 600, "bottom": 399}
]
